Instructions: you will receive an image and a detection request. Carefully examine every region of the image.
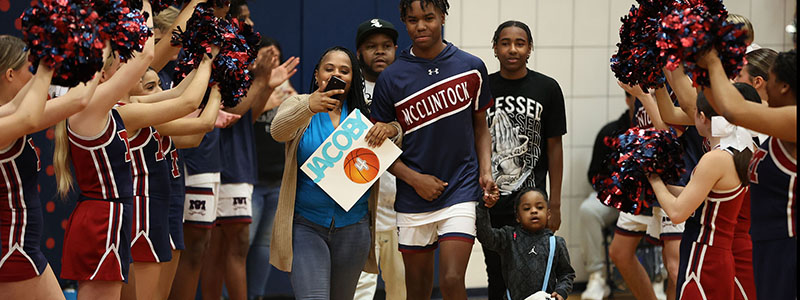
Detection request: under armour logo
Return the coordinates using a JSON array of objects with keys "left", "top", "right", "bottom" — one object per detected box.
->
[
  {"left": 529, "top": 246, "right": 537, "bottom": 255},
  {"left": 428, "top": 68, "right": 439, "bottom": 76},
  {"left": 371, "top": 19, "right": 382, "bottom": 28},
  {"left": 355, "top": 157, "right": 370, "bottom": 171}
]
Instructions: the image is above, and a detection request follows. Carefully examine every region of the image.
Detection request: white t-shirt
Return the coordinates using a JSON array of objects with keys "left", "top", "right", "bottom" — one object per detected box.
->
[{"left": 365, "top": 79, "right": 398, "bottom": 231}]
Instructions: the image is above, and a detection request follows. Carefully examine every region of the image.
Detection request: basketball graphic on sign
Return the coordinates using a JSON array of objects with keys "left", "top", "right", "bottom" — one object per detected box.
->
[{"left": 343, "top": 148, "right": 380, "bottom": 184}]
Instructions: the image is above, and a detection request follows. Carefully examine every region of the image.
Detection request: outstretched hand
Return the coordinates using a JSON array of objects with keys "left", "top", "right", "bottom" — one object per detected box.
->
[
  {"left": 617, "top": 81, "right": 649, "bottom": 98},
  {"left": 269, "top": 56, "right": 300, "bottom": 89},
  {"left": 696, "top": 48, "right": 720, "bottom": 69},
  {"left": 215, "top": 109, "right": 240, "bottom": 128}
]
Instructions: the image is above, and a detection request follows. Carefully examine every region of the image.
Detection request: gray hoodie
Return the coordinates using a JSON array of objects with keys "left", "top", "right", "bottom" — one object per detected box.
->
[{"left": 476, "top": 204, "right": 575, "bottom": 300}]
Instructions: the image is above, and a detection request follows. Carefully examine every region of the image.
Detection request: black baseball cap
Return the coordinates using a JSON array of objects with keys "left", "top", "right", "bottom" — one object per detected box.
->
[{"left": 356, "top": 19, "right": 398, "bottom": 49}]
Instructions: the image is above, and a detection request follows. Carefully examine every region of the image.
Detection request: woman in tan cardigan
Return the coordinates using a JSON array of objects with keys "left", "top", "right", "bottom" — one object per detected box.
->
[{"left": 270, "top": 46, "right": 400, "bottom": 299}]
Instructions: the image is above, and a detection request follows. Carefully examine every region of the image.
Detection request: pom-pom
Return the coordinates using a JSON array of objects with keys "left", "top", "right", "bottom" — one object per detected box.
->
[
  {"left": 209, "top": 17, "right": 256, "bottom": 107},
  {"left": 20, "top": 0, "right": 105, "bottom": 87},
  {"left": 89, "top": 0, "right": 152, "bottom": 62},
  {"left": 656, "top": 0, "right": 747, "bottom": 86},
  {"left": 173, "top": 3, "right": 257, "bottom": 108},
  {"left": 611, "top": 4, "right": 668, "bottom": 89},
  {"left": 592, "top": 127, "right": 685, "bottom": 215}
]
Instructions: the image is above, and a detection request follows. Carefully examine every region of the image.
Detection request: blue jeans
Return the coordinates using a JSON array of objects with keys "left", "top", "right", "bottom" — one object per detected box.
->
[
  {"left": 246, "top": 182, "right": 280, "bottom": 298},
  {"left": 290, "top": 214, "right": 371, "bottom": 300}
]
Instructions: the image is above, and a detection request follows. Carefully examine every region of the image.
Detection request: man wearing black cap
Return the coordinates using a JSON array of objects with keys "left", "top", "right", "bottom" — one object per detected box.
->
[
  {"left": 356, "top": 18, "right": 399, "bottom": 103},
  {"left": 353, "top": 18, "right": 406, "bottom": 300}
]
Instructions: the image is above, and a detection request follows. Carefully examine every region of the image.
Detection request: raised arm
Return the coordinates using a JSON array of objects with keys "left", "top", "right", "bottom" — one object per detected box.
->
[
  {"left": 654, "top": 86, "right": 693, "bottom": 126},
  {"left": 0, "top": 72, "right": 38, "bottom": 118},
  {"left": 32, "top": 70, "right": 103, "bottom": 132},
  {"left": 0, "top": 66, "right": 53, "bottom": 146},
  {"left": 618, "top": 81, "right": 668, "bottom": 130},
  {"left": 475, "top": 204, "right": 509, "bottom": 251},
  {"left": 647, "top": 151, "right": 726, "bottom": 223},
  {"left": 698, "top": 50, "right": 797, "bottom": 142},
  {"left": 70, "top": 1, "right": 155, "bottom": 135},
  {"left": 150, "top": 0, "right": 207, "bottom": 71},
  {"left": 271, "top": 84, "right": 342, "bottom": 142},
  {"left": 663, "top": 65, "right": 698, "bottom": 116},
  {"left": 248, "top": 56, "right": 300, "bottom": 120},
  {"left": 154, "top": 85, "right": 221, "bottom": 136},
  {"left": 117, "top": 55, "right": 213, "bottom": 132},
  {"left": 130, "top": 67, "right": 198, "bottom": 104}
]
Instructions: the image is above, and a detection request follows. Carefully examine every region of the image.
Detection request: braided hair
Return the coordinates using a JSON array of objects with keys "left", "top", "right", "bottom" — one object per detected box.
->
[
  {"left": 399, "top": 0, "right": 449, "bottom": 20},
  {"left": 309, "top": 46, "right": 370, "bottom": 117}
]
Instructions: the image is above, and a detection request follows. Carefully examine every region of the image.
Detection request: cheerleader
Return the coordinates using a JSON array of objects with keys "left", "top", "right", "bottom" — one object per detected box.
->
[
  {"left": 114, "top": 57, "right": 214, "bottom": 300},
  {"left": 125, "top": 67, "right": 225, "bottom": 299},
  {"left": 0, "top": 35, "right": 100, "bottom": 299},
  {"left": 658, "top": 65, "right": 762, "bottom": 300},
  {"left": 52, "top": 1, "right": 211, "bottom": 298},
  {"left": 698, "top": 49, "right": 796, "bottom": 300},
  {"left": 649, "top": 88, "right": 756, "bottom": 299}
]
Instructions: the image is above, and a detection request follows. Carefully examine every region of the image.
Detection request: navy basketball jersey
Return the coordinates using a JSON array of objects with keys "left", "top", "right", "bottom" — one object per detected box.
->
[
  {"left": 128, "top": 127, "right": 171, "bottom": 199},
  {"left": 0, "top": 136, "right": 47, "bottom": 280},
  {"left": 371, "top": 42, "right": 493, "bottom": 213},
  {"left": 220, "top": 110, "right": 257, "bottom": 184},
  {"left": 183, "top": 128, "right": 221, "bottom": 176},
  {"left": 68, "top": 109, "right": 134, "bottom": 201},
  {"left": 748, "top": 137, "right": 797, "bottom": 241}
]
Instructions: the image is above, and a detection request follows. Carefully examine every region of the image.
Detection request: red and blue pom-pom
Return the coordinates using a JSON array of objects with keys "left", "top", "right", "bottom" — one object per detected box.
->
[
  {"left": 611, "top": 3, "right": 668, "bottom": 90},
  {"left": 656, "top": 0, "right": 747, "bottom": 86},
  {"left": 88, "top": 0, "right": 152, "bottom": 63},
  {"left": 173, "top": 3, "right": 257, "bottom": 108},
  {"left": 592, "top": 127, "right": 685, "bottom": 215},
  {"left": 20, "top": 0, "right": 105, "bottom": 87}
]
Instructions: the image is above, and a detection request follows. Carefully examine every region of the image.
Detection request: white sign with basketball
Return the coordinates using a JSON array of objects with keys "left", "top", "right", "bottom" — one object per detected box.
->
[{"left": 300, "top": 109, "right": 402, "bottom": 211}]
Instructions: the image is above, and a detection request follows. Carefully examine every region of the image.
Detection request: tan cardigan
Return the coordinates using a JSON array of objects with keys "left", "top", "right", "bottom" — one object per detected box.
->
[{"left": 269, "top": 94, "right": 400, "bottom": 274}]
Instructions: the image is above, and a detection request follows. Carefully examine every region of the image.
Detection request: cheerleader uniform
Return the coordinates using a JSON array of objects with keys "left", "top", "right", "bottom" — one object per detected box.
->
[
  {"left": 128, "top": 126, "right": 172, "bottom": 262},
  {"left": 680, "top": 149, "right": 746, "bottom": 299},
  {"left": 61, "top": 109, "right": 135, "bottom": 281},
  {"left": 0, "top": 136, "right": 47, "bottom": 281},
  {"left": 732, "top": 192, "right": 755, "bottom": 300},
  {"left": 162, "top": 135, "right": 185, "bottom": 250},
  {"left": 748, "top": 137, "right": 796, "bottom": 300}
]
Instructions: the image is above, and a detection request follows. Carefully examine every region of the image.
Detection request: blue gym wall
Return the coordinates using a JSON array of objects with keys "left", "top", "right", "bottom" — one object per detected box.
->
[{"left": 0, "top": 0, "right": 414, "bottom": 297}]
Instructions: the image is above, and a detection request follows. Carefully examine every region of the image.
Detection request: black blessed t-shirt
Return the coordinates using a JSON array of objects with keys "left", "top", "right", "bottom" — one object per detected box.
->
[{"left": 487, "top": 69, "right": 567, "bottom": 196}]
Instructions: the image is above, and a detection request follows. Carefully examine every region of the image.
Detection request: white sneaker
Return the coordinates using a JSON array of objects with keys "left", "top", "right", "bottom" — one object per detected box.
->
[
  {"left": 581, "top": 271, "right": 611, "bottom": 300},
  {"left": 653, "top": 280, "right": 667, "bottom": 300}
]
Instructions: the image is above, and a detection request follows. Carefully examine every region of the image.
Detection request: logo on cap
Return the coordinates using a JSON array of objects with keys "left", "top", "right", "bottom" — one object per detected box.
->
[{"left": 371, "top": 19, "right": 382, "bottom": 28}]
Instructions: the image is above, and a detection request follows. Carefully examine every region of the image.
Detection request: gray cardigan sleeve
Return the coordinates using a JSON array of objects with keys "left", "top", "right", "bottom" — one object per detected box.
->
[{"left": 270, "top": 94, "right": 315, "bottom": 142}]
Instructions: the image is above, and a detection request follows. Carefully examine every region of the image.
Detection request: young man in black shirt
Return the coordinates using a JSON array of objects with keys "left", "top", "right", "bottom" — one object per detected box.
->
[{"left": 484, "top": 20, "right": 567, "bottom": 300}]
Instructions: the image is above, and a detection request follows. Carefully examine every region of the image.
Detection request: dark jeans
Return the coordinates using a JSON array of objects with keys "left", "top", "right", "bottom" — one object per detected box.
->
[
  {"left": 482, "top": 212, "right": 517, "bottom": 300},
  {"left": 246, "top": 182, "right": 281, "bottom": 299},
  {"left": 290, "top": 214, "right": 371, "bottom": 300}
]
